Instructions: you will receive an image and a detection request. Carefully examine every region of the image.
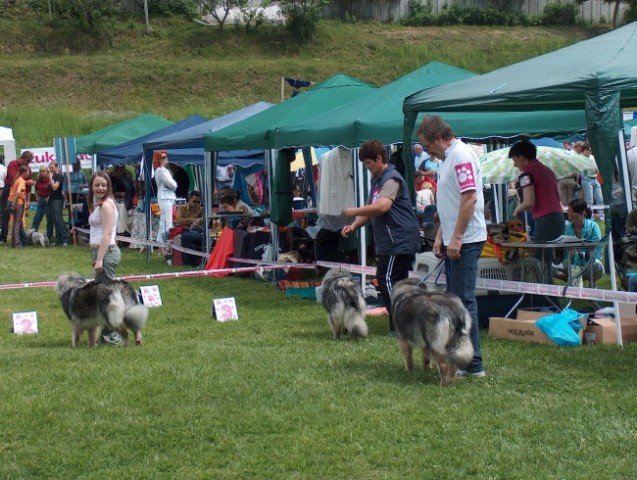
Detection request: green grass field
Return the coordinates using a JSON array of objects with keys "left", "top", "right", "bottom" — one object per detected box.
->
[
  {"left": 1, "top": 18, "right": 636, "bottom": 479},
  {"left": 1, "top": 233, "right": 637, "bottom": 478}
]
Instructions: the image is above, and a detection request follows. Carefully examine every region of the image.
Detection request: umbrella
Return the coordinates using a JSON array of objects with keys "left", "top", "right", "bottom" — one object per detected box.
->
[
  {"left": 290, "top": 147, "right": 318, "bottom": 171},
  {"left": 480, "top": 146, "right": 598, "bottom": 184}
]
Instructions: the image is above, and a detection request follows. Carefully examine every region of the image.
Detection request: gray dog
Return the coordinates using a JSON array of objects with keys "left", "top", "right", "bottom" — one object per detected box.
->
[
  {"left": 391, "top": 279, "right": 473, "bottom": 385},
  {"left": 55, "top": 272, "right": 148, "bottom": 347},
  {"left": 320, "top": 268, "right": 368, "bottom": 339},
  {"left": 25, "top": 228, "right": 49, "bottom": 247}
]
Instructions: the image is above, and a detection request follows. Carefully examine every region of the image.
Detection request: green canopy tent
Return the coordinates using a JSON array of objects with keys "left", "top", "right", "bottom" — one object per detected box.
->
[
  {"left": 276, "top": 61, "right": 587, "bottom": 202},
  {"left": 403, "top": 22, "right": 637, "bottom": 345},
  {"left": 205, "top": 74, "right": 376, "bottom": 226},
  {"left": 204, "top": 74, "right": 375, "bottom": 152},
  {"left": 403, "top": 22, "right": 637, "bottom": 210},
  {"left": 76, "top": 113, "right": 172, "bottom": 155},
  {"left": 274, "top": 61, "right": 476, "bottom": 148}
]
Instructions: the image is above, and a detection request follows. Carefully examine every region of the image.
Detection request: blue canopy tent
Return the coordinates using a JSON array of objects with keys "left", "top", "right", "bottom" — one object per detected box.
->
[
  {"left": 142, "top": 102, "right": 273, "bottom": 153},
  {"left": 138, "top": 103, "right": 273, "bottom": 258},
  {"left": 141, "top": 102, "right": 273, "bottom": 220},
  {"left": 96, "top": 114, "right": 209, "bottom": 167}
]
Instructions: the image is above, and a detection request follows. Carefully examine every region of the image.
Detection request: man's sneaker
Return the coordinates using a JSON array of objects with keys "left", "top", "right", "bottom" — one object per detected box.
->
[
  {"left": 62, "top": 243, "right": 68, "bottom": 247},
  {"left": 456, "top": 369, "right": 486, "bottom": 378},
  {"left": 101, "top": 332, "right": 123, "bottom": 346}
]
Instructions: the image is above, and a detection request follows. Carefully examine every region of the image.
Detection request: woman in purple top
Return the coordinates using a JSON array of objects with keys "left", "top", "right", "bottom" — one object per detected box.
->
[{"left": 510, "top": 140, "right": 565, "bottom": 283}]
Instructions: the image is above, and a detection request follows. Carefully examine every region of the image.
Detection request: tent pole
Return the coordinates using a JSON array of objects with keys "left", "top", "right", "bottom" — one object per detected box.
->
[
  {"left": 354, "top": 148, "right": 368, "bottom": 286},
  {"left": 62, "top": 138, "right": 77, "bottom": 246},
  {"left": 618, "top": 129, "right": 632, "bottom": 214},
  {"left": 402, "top": 111, "right": 418, "bottom": 205},
  {"left": 268, "top": 149, "right": 279, "bottom": 275},
  {"left": 204, "top": 151, "right": 214, "bottom": 257},
  {"left": 613, "top": 128, "right": 632, "bottom": 347},
  {"left": 144, "top": 152, "right": 152, "bottom": 263}
]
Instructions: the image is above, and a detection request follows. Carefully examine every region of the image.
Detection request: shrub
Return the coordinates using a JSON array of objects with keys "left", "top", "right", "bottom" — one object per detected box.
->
[
  {"left": 280, "top": 0, "right": 331, "bottom": 43},
  {"left": 148, "top": 0, "right": 199, "bottom": 18},
  {"left": 541, "top": 0, "right": 579, "bottom": 25},
  {"left": 402, "top": 0, "right": 436, "bottom": 26},
  {"left": 403, "top": 0, "right": 531, "bottom": 26}
]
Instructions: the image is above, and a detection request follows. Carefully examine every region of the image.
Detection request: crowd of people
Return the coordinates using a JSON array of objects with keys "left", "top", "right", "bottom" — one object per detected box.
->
[{"left": 3, "top": 117, "right": 637, "bottom": 360}]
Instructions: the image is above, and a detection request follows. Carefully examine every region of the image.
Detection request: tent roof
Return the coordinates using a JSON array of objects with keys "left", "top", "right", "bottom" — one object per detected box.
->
[
  {"left": 404, "top": 23, "right": 637, "bottom": 115},
  {"left": 274, "top": 61, "right": 476, "bottom": 148},
  {"left": 267, "top": 61, "right": 587, "bottom": 146},
  {"left": 0, "top": 126, "right": 15, "bottom": 142},
  {"left": 145, "top": 147, "right": 263, "bottom": 167},
  {"left": 204, "top": 74, "right": 376, "bottom": 151},
  {"left": 143, "top": 101, "right": 273, "bottom": 152},
  {"left": 76, "top": 113, "right": 172, "bottom": 155},
  {"left": 96, "top": 114, "right": 208, "bottom": 166},
  {"left": 401, "top": 22, "right": 637, "bottom": 210}
]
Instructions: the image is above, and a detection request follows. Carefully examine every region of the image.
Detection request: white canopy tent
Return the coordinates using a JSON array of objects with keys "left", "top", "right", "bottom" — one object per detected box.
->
[{"left": 0, "top": 126, "right": 17, "bottom": 162}]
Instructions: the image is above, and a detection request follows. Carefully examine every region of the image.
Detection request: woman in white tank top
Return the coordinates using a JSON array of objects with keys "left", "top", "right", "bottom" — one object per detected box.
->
[{"left": 88, "top": 170, "right": 120, "bottom": 283}]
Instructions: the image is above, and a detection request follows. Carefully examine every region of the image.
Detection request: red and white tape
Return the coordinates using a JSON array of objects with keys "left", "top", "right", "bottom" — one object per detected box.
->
[
  {"left": 4, "top": 242, "right": 637, "bottom": 304},
  {"left": 0, "top": 264, "right": 293, "bottom": 291},
  {"left": 75, "top": 227, "right": 208, "bottom": 258}
]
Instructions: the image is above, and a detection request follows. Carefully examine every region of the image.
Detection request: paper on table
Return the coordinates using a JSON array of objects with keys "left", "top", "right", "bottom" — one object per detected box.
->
[{"left": 548, "top": 235, "right": 587, "bottom": 243}]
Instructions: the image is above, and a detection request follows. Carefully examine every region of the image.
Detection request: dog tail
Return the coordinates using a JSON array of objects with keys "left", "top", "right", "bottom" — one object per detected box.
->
[
  {"left": 447, "top": 312, "right": 474, "bottom": 368},
  {"left": 124, "top": 304, "right": 148, "bottom": 332},
  {"left": 348, "top": 311, "right": 369, "bottom": 338}
]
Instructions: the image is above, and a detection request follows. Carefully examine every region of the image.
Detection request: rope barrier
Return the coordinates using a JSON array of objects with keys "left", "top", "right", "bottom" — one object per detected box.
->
[{"left": 4, "top": 236, "right": 637, "bottom": 304}]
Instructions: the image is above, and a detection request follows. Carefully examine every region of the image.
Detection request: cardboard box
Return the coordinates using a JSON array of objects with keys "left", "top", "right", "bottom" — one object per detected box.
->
[
  {"left": 584, "top": 315, "right": 637, "bottom": 345},
  {"left": 489, "top": 309, "right": 586, "bottom": 346}
]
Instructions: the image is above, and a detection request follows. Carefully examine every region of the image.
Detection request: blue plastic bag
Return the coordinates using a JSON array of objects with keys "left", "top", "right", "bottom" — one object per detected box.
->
[{"left": 535, "top": 308, "right": 584, "bottom": 347}]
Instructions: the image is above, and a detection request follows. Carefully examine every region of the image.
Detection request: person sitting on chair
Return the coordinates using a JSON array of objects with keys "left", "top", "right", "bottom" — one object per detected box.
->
[
  {"left": 175, "top": 190, "right": 205, "bottom": 266},
  {"left": 553, "top": 198, "right": 604, "bottom": 285},
  {"left": 220, "top": 191, "right": 255, "bottom": 229}
]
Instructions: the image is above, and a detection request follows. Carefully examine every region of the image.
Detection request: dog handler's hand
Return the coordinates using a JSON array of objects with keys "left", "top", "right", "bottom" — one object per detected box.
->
[
  {"left": 94, "top": 259, "right": 104, "bottom": 274},
  {"left": 341, "top": 225, "right": 353, "bottom": 238},
  {"left": 446, "top": 237, "right": 463, "bottom": 260},
  {"left": 433, "top": 238, "right": 444, "bottom": 258}
]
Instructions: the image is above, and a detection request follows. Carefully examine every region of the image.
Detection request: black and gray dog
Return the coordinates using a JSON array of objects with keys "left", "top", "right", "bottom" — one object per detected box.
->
[
  {"left": 55, "top": 272, "right": 148, "bottom": 347},
  {"left": 320, "top": 268, "right": 368, "bottom": 339},
  {"left": 391, "top": 279, "right": 473, "bottom": 385}
]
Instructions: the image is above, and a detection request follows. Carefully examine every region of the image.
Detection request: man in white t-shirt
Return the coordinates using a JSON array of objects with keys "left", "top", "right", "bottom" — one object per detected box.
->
[{"left": 418, "top": 116, "right": 487, "bottom": 378}]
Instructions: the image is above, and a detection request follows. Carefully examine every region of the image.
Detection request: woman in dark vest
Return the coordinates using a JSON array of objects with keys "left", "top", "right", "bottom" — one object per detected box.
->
[{"left": 342, "top": 140, "right": 420, "bottom": 335}]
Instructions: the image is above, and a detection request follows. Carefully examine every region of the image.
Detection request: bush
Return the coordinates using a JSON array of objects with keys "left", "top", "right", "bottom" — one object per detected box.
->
[
  {"left": 402, "top": 0, "right": 434, "bottom": 26},
  {"left": 625, "top": 2, "right": 637, "bottom": 22},
  {"left": 403, "top": 1, "right": 530, "bottom": 26},
  {"left": 280, "top": 0, "right": 331, "bottom": 44},
  {"left": 147, "top": 0, "right": 199, "bottom": 19},
  {"left": 541, "top": 0, "right": 579, "bottom": 25}
]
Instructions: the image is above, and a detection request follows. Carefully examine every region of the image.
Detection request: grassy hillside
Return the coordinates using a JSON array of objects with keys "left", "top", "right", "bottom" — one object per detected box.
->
[{"left": 0, "top": 17, "right": 602, "bottom": 148}]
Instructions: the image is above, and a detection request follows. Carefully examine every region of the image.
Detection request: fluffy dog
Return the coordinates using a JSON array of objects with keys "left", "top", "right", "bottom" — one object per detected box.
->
[
  {"left": 320, "top": 268, "right": 368, "bottom": 339},
  {"left": 55, "top": 272, "right": 148, "bottom": 347},
  {"left": 391, "top": 279, "right": 473, "bottom": 385},
  {"left": 25, "top": 228, "right": 48, "bottom": 247}
]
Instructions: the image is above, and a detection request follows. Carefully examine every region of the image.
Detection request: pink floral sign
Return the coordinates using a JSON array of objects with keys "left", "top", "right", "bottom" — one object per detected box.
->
[
  {"left": 13, "top": 311, "right": 38, "bottom": 335},
  {"left": 140, "top": 285, "right": 162, "bottom": 307},
  {"left": 213, "top": 298, "right": 239, "bottom": 322}
]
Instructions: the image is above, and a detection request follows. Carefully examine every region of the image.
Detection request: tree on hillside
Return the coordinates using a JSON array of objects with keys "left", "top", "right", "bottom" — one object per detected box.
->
[
  {"left": 237, "top": 0, "right": 269, "bottom": 34},
  {"left": 279, "top": 0, "right": 332, "bottom": 43},
  {"left": 67, "top": 0, "right": 125, "bottom": 31},
  {"left": 603, "top": 0, "right": 637, "bottom": 25},
  {"left": 200, "top": 0, "right": 241, "bottom": 30}
]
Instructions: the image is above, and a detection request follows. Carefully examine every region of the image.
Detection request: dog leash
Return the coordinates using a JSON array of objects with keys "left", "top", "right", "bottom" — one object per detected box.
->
[{"left": 418, "top": 256, "right": 446, "bottom": 287}]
